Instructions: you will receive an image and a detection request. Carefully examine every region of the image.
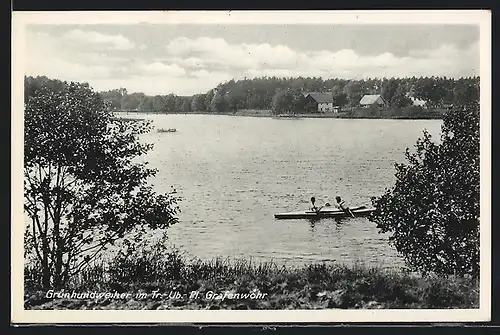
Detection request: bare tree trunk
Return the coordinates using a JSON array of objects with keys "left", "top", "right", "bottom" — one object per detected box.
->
[
  {"left": 54, "top": 172, "right": 61, "bottom": 288},
  {"left": 40, "top": 225, "right": 51, "bottom": 289},
  {"left": 53, "top": 165, "right": 65, "bottom": 289}
]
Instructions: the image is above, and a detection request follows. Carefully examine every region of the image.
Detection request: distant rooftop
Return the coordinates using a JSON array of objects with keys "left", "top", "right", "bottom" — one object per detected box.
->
[
  {"left": 304, "top": 92, "right": 333, "bottom": 103},
  {"left": 360, "top": 94, "right": 385, "bottom": 105}
]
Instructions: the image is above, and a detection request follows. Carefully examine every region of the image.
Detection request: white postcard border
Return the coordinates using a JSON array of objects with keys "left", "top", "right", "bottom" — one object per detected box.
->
[{"left": 11, "top": 10, "right": 492, "bottom": 324}]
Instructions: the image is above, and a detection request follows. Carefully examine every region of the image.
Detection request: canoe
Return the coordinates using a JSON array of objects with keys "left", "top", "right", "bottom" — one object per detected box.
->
[
  {"left": 274, "top": 205, "right": 375, "bottom": 220},
  {"left": 157, "top": 128, "right": 177, "bottom": 133}
]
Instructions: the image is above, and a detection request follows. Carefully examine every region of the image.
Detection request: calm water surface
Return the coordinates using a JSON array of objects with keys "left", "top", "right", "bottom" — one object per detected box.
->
[{"left": 128, "top": 114, "right": 442, "bottom": 269}]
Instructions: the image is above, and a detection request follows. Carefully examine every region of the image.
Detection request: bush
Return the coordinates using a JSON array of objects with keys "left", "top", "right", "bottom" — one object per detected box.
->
[
  {"left": 108, "top": 232, "right": 186, "bottom": 284},
  {"left": 369, "top": 110, "right": 480, "bottom": 277},
  {"left": 24, "top": 79, "right": 180, "bottom": 289}
]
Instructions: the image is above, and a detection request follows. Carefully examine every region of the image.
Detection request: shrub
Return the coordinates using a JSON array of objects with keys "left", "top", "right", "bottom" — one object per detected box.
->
[
  {"left": 24, "top": 80, "right": 180, "bottom": 289},
  {"left": 369, "top": 110, "right": 480, "bottom": 277}
]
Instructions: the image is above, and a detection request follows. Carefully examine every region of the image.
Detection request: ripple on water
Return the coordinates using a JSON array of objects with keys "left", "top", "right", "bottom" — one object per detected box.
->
[{"left": 143, "top": 114, "right": 442, "bottom": 269}]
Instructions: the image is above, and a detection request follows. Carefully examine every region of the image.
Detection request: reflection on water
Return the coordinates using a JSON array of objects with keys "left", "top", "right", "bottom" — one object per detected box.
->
[{"left": 126, "top": 113, "right": 442, "bottom": 269}]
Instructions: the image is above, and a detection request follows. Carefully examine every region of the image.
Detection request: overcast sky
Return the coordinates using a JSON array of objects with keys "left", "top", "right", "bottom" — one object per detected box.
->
[{"left": 24, "top": 24, "right": 479, "bottom": 96}]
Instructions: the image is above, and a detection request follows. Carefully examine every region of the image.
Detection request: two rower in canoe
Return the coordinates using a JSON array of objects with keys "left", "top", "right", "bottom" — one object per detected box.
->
[{"left": 310, "top": 196, "right": 354, "bottom": 217}]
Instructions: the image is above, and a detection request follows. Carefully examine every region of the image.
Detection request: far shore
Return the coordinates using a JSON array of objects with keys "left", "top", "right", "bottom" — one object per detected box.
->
[{"left": 114, "top": 109, "right": 445, "bottom": 120}]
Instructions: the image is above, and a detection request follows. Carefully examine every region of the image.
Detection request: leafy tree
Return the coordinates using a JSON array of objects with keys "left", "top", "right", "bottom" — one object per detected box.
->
[
  {"left": 291, "top": 89, "right": 306, "bottom": 113},
  {"left": 138, "top": 96, "right": 154, "bottom": 112},
  {"left": 182, "top": 96, "right": 193, "bottom": 113},
  {"left": 99, "top": 88, "right": 127, "bottom": 111},
  {"left": 413, "top": 77, "right": 446, "bottom": 108},
  {"left": 381, "top": 78, "right": 399, "bottom": 104},
  {"left": 164, "top": 94, "right": 179, "bottom": 113},
  {"left": 210, "top": 90, "right": 229, "bottom": 113},
  {"left": 25, "top": 76, "right": 68, "bottom": 102},
  {"left": 191, "top": 94, "right": 206, "bottom": 112},
  {"left": 391, "top": 86, "right": 412, "bottom": 108},
  {"left": 332, "top": 92, "right": 348, "bottom": 107},
  {"left": 271, "top": 88, "right": 307, "bottom": 114},
  {"left": 271, "top": 88, "right": 293, "bottom": 114},
  {"left": 453, "top": 79, "right": 480, "bottom": 110},
  {"left": 121, "top": 92, "right": 146, "bottom": 111},
  {"left": 343, "top": 81, "right": 363, "bottom": 107},
  {"left": 204, "top": 89, "right": 215, "bottom": 111},
  {"left": 369, "top": 109, "right": 480, "bottom": 277},
  {"left": 24, "top": 82, "right": 180, "bottom": 289},
  {"left": 224, "top": 91, "right": 238, "bottom": 112},
  {"left": 152, "top": 95, "right": 166, "bottom": 112},
  {"left": 328, "top": 83, "right": 349, "bottom": 107}
]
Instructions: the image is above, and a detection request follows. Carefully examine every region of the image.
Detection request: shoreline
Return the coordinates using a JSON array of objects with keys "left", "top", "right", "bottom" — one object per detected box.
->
[
  {"left": 114, "top": 110, "right": 445, "bottom": 120},
  {"left": 24, "top": 257, "right": 478, "bottom": 310}
]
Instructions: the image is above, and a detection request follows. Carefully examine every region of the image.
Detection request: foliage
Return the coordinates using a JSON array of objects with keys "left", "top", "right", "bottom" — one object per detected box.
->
[
  {"left": 391, "top": 86, "right": 413, "bottom": 108},
  {"left": 271, "top": 88, "right": 292, "bottom": 114},
  {"left": 204, "top": 89, "right": 215, "bottom": 111},
  {"left": 369, "top": 109, "right": 480, "bottom": 277},
  {"left": 54, "top": 74, "right": 480, "bottom": 116},
  {"left": 210, "top": 89, "right": 229, "bottom": 113},
  {"left": 25, "top": 249, "right": 479, "bottom": 309},
  {"left": 343, "top": 81, "right": 363, "bottom": 107},
  {"left": 211, "top": 76, "right": 478, "bottom": 114},
  {"left": 380, "top": 78, "right": 399, "bottom": 103},
  {"left": 24, "top": 76, "right": 68, "bottom": 102},
  {"left": 99, "top": 87, "right": 188, "bottom": 113},
  {"left": 24, "top": 80, "right": 180, "bottom": 289},
  {"left": 190, "top": 94, "right": 206, "bottom": 112},
  {"left": 271, "top": 88, "right": 305, "bottom": 114},
  {"left": 107, "top": 231, "right": 186, "bottom": 284},
  {"left": 99, "top": 88, "right": 128, "bottom": 110},
  {"left": 182, "top": 96, "right": 193, "bottom": 113}
]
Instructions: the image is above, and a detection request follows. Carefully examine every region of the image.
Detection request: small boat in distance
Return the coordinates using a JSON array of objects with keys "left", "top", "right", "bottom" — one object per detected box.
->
[
  {"left": 157, "top": 128, "right": 177, "bottom": 133},
  {"left": 274, "top": 205, "right": 375, "bottom": 220}
]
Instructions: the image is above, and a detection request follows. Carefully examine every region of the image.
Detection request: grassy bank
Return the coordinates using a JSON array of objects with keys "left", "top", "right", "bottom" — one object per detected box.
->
[{"left": 24, "top": 249, "right": 478, "bottom": 310}]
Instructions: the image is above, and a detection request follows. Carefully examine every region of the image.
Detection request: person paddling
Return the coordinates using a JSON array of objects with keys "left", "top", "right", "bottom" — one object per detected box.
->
[
  {"left": 335, "top": 196, "right": 354, "bottom": 217},
  {"left": 310, "top": 196, "right": 323, "bottom": 214}
]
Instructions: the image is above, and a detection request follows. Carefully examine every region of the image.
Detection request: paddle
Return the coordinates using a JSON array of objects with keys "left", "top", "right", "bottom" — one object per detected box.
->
[
  {"left": 336, "top": 196, "right": 355, "bottom": 218},
  {"left": 309, "top": 205, "right": 324, "bottom": 215},
  {"left": 315, "top": 205, "right": 324, "bottom": 215},
  {"left": 342, "top": 202, "right": 355, "bottom": 218}
]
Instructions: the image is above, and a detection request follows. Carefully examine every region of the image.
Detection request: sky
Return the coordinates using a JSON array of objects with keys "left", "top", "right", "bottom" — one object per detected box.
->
[{"left": 24, "top": 24, "right": 480, "bottom": 96}]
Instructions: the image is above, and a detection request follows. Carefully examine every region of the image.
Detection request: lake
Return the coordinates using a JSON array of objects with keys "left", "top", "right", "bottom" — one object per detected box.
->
[{"left": 127, "top": 113, "right": 442, "bottom": 269}]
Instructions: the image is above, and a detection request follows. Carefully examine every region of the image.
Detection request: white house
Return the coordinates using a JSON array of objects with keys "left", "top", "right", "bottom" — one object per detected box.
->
[
  {"left": 304, "top": 92, "right": 340, "bottom": 113},
  {"left": 359, "top": 94, "right": 387, "bottom": 107},
  {"left": 411, "top": 97, "right": 427, "bottom": 108}
]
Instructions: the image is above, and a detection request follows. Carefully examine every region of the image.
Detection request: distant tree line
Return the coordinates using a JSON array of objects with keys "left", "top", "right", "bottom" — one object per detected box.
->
[
  {"left": 190, "top": 76, "right": 479, "bottom": 115},
  {"left": 24, "top": 76, "right": 194, "bottom": 114},
  {"left": 99, "top": 88, "right": 193, "bottom": 114},
  {"left": 25, "top": 75, "right": 480, "bottom": 116}
]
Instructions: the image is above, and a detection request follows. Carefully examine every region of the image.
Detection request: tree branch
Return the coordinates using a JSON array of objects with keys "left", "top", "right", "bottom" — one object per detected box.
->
[{"left": 30, "top": 216, "right": 44, "bottom": 266}]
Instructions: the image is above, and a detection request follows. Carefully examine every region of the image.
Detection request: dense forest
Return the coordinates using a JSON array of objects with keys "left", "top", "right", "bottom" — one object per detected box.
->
[{"left": 24, "top": 75, "right": 480, "bottom": 116}]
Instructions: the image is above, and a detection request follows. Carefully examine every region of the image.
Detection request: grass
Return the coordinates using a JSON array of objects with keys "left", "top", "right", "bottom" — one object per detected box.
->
[{"left": 24, "top": 246, "right": 479, "bottom": 310}]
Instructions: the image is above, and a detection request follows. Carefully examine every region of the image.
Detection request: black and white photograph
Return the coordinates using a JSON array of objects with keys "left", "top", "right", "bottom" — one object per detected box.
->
[{"left": 11, "top": 10, "right": 491, "bottom": 323}]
